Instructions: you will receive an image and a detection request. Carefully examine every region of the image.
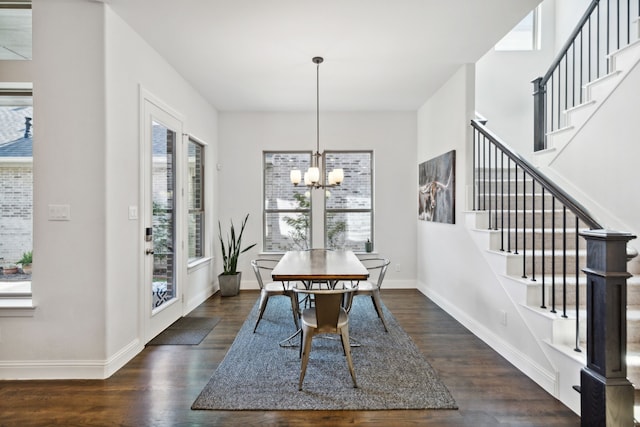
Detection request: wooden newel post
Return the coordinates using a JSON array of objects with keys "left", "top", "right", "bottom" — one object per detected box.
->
[
  {"left": 579, "top": 229, "right": 636, "bottom": 426},
  {"left": 532, "top": 77, "right": 546, "bottom": 152}
]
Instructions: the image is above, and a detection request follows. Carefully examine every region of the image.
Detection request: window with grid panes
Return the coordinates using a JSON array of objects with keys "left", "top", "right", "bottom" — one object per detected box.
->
[
  {"left": 263, "top": 151, "right": 312, "bottom": 252},
  {"left": 324, "top": 151, "right": 373, "bottom": 251}
]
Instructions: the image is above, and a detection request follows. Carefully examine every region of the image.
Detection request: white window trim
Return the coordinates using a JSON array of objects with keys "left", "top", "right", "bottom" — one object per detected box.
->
[{"left": 0, "top": 86, "right": 34, "bottom": 316}]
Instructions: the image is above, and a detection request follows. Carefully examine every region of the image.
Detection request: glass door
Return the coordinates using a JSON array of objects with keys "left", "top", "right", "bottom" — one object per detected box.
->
[{"left": 142, "top": 95, "right": 184, "bottom": 342}]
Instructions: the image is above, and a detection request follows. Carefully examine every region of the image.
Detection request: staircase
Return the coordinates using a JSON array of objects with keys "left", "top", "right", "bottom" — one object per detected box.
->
[
  {"left": 465, "top": 5, "right": 640, "bottom": 416},
  {"left": 534, "top": 35, "right": 640, "bottom": 168},
  {"left": 465, "top": 190, "right": 640, "bottom": 416}
]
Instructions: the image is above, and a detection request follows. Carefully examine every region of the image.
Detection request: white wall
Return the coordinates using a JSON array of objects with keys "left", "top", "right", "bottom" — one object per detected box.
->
[
  {"left": 417, "top": 64, "right": 556, "bottom": 391},
  {"left": 475, "top": 0, "right": 557, "bottom": 157},
  {"left": 554, "top": 0, "right": 591, "bottom": 51},
  {"left": 103, "top": 6, "right": 219, "bottom": 367},
  {"left": 218, "top": 112, "right": 417, "bottom": 288},
  {"left": 0, "top": 0, "right": 219, "bottom": 379}
]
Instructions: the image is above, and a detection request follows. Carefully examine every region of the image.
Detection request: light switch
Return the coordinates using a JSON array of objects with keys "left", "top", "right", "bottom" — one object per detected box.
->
[
  {"left": 48, "top": 204, "right": 71, "bottom": 221},
  {"left": 128, "top": 206, "right": 138, "bottom": 220}
]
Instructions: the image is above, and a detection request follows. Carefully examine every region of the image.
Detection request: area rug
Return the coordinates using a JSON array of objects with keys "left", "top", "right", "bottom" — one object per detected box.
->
[
  {"left": 148, "top": 316, "right": 220, "bottom": 345},
  {"left": 191, "top": 295, "right": 457, "bottom": 410}
]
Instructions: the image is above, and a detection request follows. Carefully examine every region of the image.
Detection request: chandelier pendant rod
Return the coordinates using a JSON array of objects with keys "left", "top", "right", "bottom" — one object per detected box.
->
[
  {"left": 290, "top": 56, "right": 342, "bottom": 188},
  {"left": 314, "top": 56, "right": 322, "bottom": 169}
]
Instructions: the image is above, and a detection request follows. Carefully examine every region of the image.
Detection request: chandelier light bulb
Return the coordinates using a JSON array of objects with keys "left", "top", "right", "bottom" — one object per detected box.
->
[
  {"left": 333, "top": 168, "right": 344, "bottom": 184},
  {"left": 290, "top": 169, "right": 301, "bottom": 185},
  {"left": 308, "top": 167, "right": 320, "bottom": 184}
]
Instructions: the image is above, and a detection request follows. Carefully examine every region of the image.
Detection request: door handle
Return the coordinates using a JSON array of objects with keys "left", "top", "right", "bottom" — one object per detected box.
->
[{"left": 145, "top": 249, "right": 155, "bottom": 255}]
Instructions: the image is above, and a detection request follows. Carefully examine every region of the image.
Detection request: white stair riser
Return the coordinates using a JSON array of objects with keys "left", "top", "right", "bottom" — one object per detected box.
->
[{"left": 487, "top": 230, "right": 588, "bottom": 252}]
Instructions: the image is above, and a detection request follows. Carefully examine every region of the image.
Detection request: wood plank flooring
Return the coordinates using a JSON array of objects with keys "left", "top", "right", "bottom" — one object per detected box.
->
[{"left": 0, "top": 289, "right": 579, "bottom": 426}]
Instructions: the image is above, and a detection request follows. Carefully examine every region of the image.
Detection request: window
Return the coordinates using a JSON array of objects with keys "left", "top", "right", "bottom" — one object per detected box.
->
[
  {"left": 495, "top": 6, "right": 541, "bottom": 51},
  {"left": 324, "top": 151, "right": 373, "bottom": 251},
  {"left": 0, "top": 1, "right": 32, "bottom": 60},
  {"left": 0, "top": 85, "right": 33, "bottom": 298},
  {"left": 187, "top": 137, "right": 205, "bottom": 262},
  {"left": 263, "top": 152, "right": 312, "bottom": 251}
]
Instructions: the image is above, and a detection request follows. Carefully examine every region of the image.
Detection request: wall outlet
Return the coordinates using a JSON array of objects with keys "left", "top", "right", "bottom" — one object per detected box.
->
[
  {"left": 500, "top": 310, "right": 507, "bottom": 326},
  {"left": 395, "top": 263, "right": 401, "bottom": 272}
]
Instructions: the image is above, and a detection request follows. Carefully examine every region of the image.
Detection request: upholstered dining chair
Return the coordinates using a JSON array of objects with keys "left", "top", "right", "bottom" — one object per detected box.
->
[
  {"left": 251, "top": 259, "right": 300, "bottom": 333},
  {"left": 292, "top": 285, "right": 359, "bottom": 391},
  {"left": 352, "top": 258, "right": 390, "bottom": 332}
]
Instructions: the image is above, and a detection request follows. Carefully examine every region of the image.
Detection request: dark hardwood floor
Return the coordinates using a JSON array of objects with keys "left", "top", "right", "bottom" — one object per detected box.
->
[{"left": 0, "top": 289, "right": 579, "bottom": 426}]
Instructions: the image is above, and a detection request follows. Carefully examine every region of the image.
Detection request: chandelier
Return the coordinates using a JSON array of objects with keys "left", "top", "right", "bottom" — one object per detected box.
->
[{"left": 290, "top": 57, "right": 344, "bottom": 189}]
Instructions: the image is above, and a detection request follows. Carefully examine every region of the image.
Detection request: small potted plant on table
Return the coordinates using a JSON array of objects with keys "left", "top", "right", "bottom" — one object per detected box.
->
[
  {"left": 218, "top": 214, "right": 256, "bottom": 297},
  {"left": 18, "top": 250, "right": 32, "bottom": 274}
]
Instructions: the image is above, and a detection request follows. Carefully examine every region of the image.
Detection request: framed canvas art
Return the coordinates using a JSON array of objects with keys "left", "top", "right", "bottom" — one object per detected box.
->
[{"left": 418, "top": 150, "right": 455, "bottom": 224}]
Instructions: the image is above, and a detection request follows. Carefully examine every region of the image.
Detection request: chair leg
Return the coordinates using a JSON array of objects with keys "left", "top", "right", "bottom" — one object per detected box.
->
[
  {"left": 371, "top": 291, "right": 389, "bottom": 332},
  {"left": 298, "top": 327, "right": 314, "bottom": 390},
  {"left": 288, "top": 292, "right": 300, "bottom": 330},
  {"left": 253, "top": 290, "right": 269, "bottom": 333},
  {"left": 340, "top": 326, "right": 358, "bottom": 388}
]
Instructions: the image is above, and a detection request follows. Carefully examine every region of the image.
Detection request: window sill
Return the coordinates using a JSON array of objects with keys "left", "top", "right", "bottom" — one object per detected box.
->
[
  {"left": 188, "top": 256, "right": 212, "bottom": 272},
  {"left": 0, "top": 298, "right": 36, "bottom": 317}
]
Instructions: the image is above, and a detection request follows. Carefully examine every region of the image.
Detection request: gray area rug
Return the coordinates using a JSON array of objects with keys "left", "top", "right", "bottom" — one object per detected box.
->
[
  {"left": 148, "top": 316, "right": 220, "bottom": 345},
  {"left": 192, "top": 295, "right": 457, "bottom": 410}
]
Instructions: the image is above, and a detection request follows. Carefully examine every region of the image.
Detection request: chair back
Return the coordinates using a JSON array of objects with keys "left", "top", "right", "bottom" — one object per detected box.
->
[
  {"left": 250, "top": 259, "right": 280, "bottom": 290},
  {"left": 293, "top": 287, "right": 357, "bottom": 330},
  {"left": 359, "top": 258, "right": 390, "bottom": 289}
]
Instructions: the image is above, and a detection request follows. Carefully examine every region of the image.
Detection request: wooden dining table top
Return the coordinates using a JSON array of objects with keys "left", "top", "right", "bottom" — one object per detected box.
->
[{"left": 271, "top": 249, "right": 369, "bottom": 282}]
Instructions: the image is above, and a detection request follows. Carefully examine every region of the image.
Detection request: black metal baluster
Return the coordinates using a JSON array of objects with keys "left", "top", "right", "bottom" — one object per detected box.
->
[
  {"left": 501, "top": 152, "right": 505, "bottom": 251},
  {"left": 589, "top": 15, "right": 592, "bottom": 83},
  {"left": 551, "top": 73, "right": 555, "bottom": 133},
  {"left": 564, "top": 54, "right": 568, "bottom": 123},
  {"left": 617, "top": 0, "right": 620, "bottom": 50},
  {"left": 494, "top": 145, "right": 499, "bottom": 230},
  {"left": 473, "top": 128, "right": 476, "bottom": 211},
  {"left": 482, "top": 135, "right": 486, "bottom": 211},
  {"left": 626, "top": 0, "right": 630, "bottom": 45},
  {"left": 531, "top": 179, "right": 537, "bottom": 282},
  {"left": 575, "top": 216, "right": 581, "bottom": 352},
  {"left": 514, "top": 164, "right": 519, "bottom": 254},
  {"left": 597, "top": 2, "right": 601, "bottom": 78},
  {"left": 522, "top": 169, "right": 527, "bottom": 278},
  {"left": 541, "top": 187, "right": 546, "bottom": 309},
  {"left": 580, "top": 28, "right": 584, "bottom": 104},
  {"left": 607, "top": 0, "right": 611, "bottom": 70},
  {"left": 471, "top": 128, "right": 478, "bottom": 211},
  {"left": 551, "top": 197, "right": 557, "bottom": 314},
  {"left": 572, "top": 41, "right": 576, "bottom": 108},
  {"left": 487, "top": 141, "right": 491, "bottom": 230},
  {"left": 562, "top": 206, "right": 568, "bottom": 318},
  {"left": 507, "top": 159, "right": 512, "bottom": 252}
]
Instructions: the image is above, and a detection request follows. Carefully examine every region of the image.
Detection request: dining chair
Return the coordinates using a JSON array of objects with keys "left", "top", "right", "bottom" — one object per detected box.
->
[
  {"left": 292, "top": 285, "right": 358, "bottom": 391},
  {"left": 352, "top": 258, "right": 391, "bottom": 332},
  {"left": 251, "top": 259, "right": 300, "bottom": 333}
]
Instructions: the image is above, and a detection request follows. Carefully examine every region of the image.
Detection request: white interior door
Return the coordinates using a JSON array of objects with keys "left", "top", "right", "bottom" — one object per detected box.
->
[{"left": 141, "top": 94, "right": 185, "bottom": 342}]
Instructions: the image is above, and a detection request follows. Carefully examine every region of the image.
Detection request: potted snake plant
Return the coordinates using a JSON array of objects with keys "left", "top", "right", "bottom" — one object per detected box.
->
[{"left": 218, "top": 213, "right": 256, "bottom": 296}]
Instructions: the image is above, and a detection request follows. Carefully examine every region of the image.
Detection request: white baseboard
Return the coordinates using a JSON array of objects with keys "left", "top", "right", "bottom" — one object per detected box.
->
[
  {"left": 104, "top": 338, "right": 143, "bottom": 378},
  {"left": 185, "top": 285, "right": 216, "bottom": 314},
  {"left": 417, "top": 282, "right": 557, "bottom": 396},
  {"left": 0, "top": 338, "right": 143, "bottom": 380}
]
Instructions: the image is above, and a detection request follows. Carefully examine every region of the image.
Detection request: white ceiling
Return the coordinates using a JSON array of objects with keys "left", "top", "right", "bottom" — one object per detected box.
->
[{"left": 106, "top": 0, "right": 541, "bottom": 111}]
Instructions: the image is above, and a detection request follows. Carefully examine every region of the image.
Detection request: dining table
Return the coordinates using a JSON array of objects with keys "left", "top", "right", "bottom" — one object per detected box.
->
[
  {"left": 271, "top": 249, "right": 369, "bottom": 347},
  {"left": 271, "top": 249, "right": 369, "bottom": 289}
]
